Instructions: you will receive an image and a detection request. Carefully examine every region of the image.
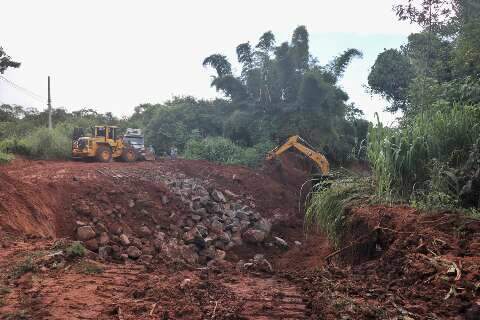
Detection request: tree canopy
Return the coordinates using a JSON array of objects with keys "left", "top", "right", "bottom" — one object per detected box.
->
[
  {"left": 368, "top": 0, "right": 480, "bottom": 115},
  {"left": 0, "top": 47, "right": 21, "bottom": 74}
]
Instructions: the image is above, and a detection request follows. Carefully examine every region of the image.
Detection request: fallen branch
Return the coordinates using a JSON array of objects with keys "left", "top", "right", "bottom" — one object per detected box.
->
[
  {"left": 212, "top": 301, "right": 218, "bottom": 319},
  {"left": 117, "top": 306, "right": 124, "bottom": 320},
  {"left": 149, "top": 303, "right": 157, "bottom": 316}
]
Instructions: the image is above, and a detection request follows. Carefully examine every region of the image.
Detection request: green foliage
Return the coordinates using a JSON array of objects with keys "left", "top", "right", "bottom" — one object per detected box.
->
[
  {"left": 0, "top": 46, "right": 21, "bottom": 74},
  {"left": 0, "top": 151, "right": 14, "bottom": 163},
  {"left": 184, "top": 136, "right": 273, "bottom": 168},
  {"left": 367, "top": 49, "right": 415, "bottom": 113},
  {"left": 0, "top": 137, "right": 30, "bottom": 155},
  {"left": 368, "top": 107, "right": 480, "bottom": 201},
  {"left": 197, "top": 26, "right": 365, "bottom": 161},
  {"left": 305, "top": 179, "right": 372, "bottom": 246},
  {"left": 371, "top": 1, "right": 480, "bottom": 114},
  {"left": 328, "top": 48, "right": 363, "bottom": 80},
  {"left": 65, "top": 242, "right": 86, "bottom": 259},
  {"left": 20, "top": 126, "right": 71, "bottom": 159}
]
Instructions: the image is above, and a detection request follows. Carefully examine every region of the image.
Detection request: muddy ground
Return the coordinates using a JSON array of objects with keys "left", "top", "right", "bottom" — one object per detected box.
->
[{"left": 0, "top": 158, "right": 479, "bottom": 319}]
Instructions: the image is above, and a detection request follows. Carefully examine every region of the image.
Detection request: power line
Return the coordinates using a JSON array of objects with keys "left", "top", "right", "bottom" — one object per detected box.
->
[{"left": 0, "top": 75, "right": 46, "bottom": 103}]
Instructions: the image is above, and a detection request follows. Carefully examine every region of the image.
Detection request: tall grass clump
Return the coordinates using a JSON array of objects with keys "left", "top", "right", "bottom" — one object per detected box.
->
[
  {"left": 368, "top": 106, "right": 480, "bottom": 201},
  {"left": 305, "top": 179, "right": 371, "bottom": 246}
]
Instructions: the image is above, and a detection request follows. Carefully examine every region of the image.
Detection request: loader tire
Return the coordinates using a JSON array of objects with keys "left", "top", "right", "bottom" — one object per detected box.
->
[
  {"left": 121, "top": 148, "right": 137, "bottom": 162},
  {"left": 96, "top": 145, "right": 112, "bottom": 162}
]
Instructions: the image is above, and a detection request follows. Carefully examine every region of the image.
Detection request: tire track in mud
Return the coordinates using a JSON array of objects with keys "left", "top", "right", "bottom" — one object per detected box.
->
[
  {"left": 29, "top": 263, "right": 146, "bottom": 320},
  {"left": 223, "top": 275, "right": 307, "bottom": 320}
]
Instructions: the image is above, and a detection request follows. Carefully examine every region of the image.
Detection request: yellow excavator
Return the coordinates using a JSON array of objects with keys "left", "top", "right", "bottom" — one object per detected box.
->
[{"left": 266, "top": 135, "right": 330, "bottom": 180}]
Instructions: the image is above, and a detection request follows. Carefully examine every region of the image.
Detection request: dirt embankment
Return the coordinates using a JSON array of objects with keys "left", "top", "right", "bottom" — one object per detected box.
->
[
  {"left": 0, "top": 158, "right": 312, "bottom": 319},
  {"left": 0, "top": 157, "right": 479, "bottom": 319},
  {"left": 282, "top": 206, "right": 480, "bottom": 319}
]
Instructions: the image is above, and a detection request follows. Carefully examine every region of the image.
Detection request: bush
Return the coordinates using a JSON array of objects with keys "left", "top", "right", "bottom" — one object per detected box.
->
[
  {"left": 0, "top": 151, "right": 14, "bottom": 164},
  {"left": 0, "top": 138, "right": 30, "bottom": 156},
  {"left": 184, "top": 136, "right": 274, "bottom": 167},
  {"left": 65, "top": 242, "right": 86, "bottom": 259},
  {"left": 20, "top": 127, "right": 71, "bottom": 159}
]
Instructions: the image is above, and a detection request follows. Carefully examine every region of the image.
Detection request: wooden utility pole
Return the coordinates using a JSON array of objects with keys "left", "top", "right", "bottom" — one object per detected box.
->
[{"left": 47, "top": 76, "right": 52, "bottom": 130}]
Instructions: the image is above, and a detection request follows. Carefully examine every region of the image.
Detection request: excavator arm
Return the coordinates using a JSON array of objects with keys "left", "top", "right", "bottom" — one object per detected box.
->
[{"left": 267, "top": 135, "right": 330, "bottom": 175}]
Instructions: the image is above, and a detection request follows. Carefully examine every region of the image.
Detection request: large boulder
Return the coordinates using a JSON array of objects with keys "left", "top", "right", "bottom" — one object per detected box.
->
[
  {"left": 211, "top": 190, "right": 227, "bottom": 203},
  {"left": 119, "top": 234, "right": 130, "bottom": 246},
  {"left": 242, "top": 228, "right": 266, "bottom": 243},
  {"left": 273, "top": 236, "right": 289, "bottom": 249},
  {"left": 84, "top": 238, "right": 99, "bottom": 251},
  {"left": 139, "top": 226, "right": 152, "bottom": 237},
  {"left": 77, "top": 226, "right": 96, "bottom": 241},
  {"left": 127, "top": 246, "right": 142, "bottom": 259},
  {"left": 98, "top": 232, "right": 110, "bottom": 245},
  {"left": 255, "top": 218, "right": 272, "bottom": 235},
  {"left": 253, "top": 254, "right": 273, "bottom": 273},
  {"left": 74, "top": 202, "right": 91, "bottom": 216},
  {"left": 210, "top": 220, "right": 224, "bottom": 234},
  {"left": 98, "top": 246, "right": 113, "bottom": 260}
]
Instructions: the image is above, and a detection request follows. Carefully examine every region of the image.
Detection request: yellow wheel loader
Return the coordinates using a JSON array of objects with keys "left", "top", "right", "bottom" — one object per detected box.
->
[{"left": 72, "top": 125, "right": 137, "bottom": 162}]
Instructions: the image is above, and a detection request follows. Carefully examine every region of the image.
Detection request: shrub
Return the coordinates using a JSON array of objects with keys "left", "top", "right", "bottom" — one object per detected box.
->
[
  {"left": 0, "top": 151, "right": 14, "bottom": 164},
  {"left": 184, "top": 136, "right": 273, "bottom": 167},
  {"left": 185, "top": 136, "right": 239, "bottom": 163},
  {"left": 0, "top": 138, "right": 30, "bottom": 156},
  {"left": 65, "top": 242, "right": 86, "bottom": 259},
  {"left": 20, "top": 127, "right": 71, "bottom": 159}
]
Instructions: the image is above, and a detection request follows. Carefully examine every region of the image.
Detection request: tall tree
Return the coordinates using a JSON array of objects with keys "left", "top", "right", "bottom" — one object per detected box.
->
[{"left": 291, "top": 26, "right": 310, "bottom": 72}]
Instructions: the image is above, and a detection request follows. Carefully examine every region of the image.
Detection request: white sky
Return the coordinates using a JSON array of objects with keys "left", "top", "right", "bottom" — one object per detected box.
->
[{"left": 0, "top": 0, "right": 417, "bottom": 124}]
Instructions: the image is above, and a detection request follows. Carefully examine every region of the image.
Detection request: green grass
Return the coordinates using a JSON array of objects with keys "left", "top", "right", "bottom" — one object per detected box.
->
[
  {"left": 367, "top": 106, "right": 480, "bottom": 204},
  {"left": 65, "top": 242, "right": 86, "bottom": 259},
  {"left": 305, "top": 178, "right": 372, "bottom": 246}
]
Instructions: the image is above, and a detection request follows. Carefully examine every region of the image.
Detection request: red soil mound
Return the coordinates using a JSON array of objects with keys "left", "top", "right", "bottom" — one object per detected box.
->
[{"left": 286, "top": 205, "right": 480, "bottom": 319}]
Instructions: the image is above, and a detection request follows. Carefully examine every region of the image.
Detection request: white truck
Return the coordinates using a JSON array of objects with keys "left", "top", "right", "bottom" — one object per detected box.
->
[{"left": 123, "top": 128, "right": 155, "bottom": 161}]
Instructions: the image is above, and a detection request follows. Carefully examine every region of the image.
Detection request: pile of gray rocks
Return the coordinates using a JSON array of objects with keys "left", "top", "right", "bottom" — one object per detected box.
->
[{"left": 73, "top": 171, "right": 290, "bottom": 265}]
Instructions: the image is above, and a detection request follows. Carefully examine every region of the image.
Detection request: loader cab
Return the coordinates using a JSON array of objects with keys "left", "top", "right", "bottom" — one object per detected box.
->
[{"left": 94, "top": 126, "right": 118, "bottom": 141}]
